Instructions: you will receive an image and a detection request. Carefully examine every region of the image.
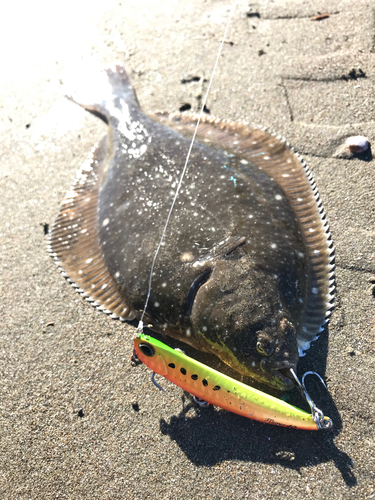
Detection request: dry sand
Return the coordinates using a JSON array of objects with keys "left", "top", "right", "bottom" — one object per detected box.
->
[{"left": 1, "top": 0, "right": 374, "bottom": 498}]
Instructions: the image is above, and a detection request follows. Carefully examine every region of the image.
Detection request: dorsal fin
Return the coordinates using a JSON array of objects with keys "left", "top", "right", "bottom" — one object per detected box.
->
[
  {"left": 151, "top": 112, "right": 335, "bottom": 355},
  {"left": 48, "top": 136, "right": 135, "bottom": 322}
]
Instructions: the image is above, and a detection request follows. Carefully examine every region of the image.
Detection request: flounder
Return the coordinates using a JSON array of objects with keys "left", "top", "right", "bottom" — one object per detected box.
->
[{"left": 49, "top": 65, "right": 335, "bottom": 391}]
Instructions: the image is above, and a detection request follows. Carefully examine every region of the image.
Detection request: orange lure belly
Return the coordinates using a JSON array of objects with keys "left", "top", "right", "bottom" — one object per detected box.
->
[{"left": 134, "top": 335, "right": 330, "bottom": 430}]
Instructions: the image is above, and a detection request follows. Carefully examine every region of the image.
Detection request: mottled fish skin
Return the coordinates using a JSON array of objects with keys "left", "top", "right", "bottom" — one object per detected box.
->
[{"left": 50, "top": 65, "right": 334, "bottom": 391}]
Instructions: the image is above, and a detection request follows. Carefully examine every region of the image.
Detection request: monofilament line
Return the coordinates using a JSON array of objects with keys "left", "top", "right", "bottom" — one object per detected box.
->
[{"left": 137, "top": 2, "right": 236, "bottom": 333}]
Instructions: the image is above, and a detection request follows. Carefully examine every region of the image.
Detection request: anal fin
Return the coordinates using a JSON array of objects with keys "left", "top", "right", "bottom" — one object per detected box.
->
[{"left": 48, "top": 136, "right": 135, "bottom": 322}]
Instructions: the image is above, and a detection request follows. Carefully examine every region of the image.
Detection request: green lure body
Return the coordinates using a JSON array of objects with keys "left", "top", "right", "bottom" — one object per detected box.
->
[{"left": 134, "top": 334, "right": 331, "bottom": 430}]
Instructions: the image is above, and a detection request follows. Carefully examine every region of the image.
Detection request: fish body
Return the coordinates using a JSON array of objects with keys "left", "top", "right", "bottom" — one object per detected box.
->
[{"left": 50, "top": 65, "right": 334, "bottom": 391}]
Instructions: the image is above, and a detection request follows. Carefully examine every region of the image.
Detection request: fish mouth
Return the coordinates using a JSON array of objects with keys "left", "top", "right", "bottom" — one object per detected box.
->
[
  {"left": 271, "top": 366, "right": 295, "bottom": 390},
  {"left": 260, "top": 356, "right": 298, "bottom": 390}
]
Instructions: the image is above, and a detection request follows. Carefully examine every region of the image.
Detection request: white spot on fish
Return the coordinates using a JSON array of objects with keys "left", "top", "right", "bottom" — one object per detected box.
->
[
  {"left": 270, "top": 243, "right": 277, "bottom": 249},
  {"left": 85, "top": 258, "right": 93, "bottom": 264},
  {"left": 102, "top": 218, "right": 109, "bottom": 227},
  {"left": 275, "top": 194, "right": 282, "bottom": 201},
  {"left": 154, "top": 302, "right": 160, "bottom": 307},
  {"left": 193, "top": 261, "right": 205, "bottom": 268},
  {"left": 312, "top": 288, "right": 318, "bottom": 294},
  {"left": 180, "top": 252, "right": 194, "bottom": 262}
]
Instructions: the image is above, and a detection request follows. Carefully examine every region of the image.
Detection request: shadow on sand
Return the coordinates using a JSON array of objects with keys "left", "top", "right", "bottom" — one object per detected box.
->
[
  {"left": 160, "top": 389, "right": 355, "bottom": 486},
  {"left": 154, "top": 324, "right": 356, "bottom": 487}
]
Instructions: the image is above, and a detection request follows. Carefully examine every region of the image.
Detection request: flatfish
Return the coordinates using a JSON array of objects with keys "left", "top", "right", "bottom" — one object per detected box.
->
[{"left": 49, "top": 65, "right": 335, "bottom": 391}]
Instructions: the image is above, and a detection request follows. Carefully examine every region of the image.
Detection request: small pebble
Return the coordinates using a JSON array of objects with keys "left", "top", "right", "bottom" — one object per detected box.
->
[
  {"left": 132, "top": 402, "right": 140, "bottom": 412},
  {"left": 345, "top": 136, "right": 370, "bottom": 153}
]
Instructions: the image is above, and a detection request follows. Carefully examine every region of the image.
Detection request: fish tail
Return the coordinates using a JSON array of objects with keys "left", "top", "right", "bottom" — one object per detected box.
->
[{"left": 66, "top": 64, "right": 138, "bottom": 123}]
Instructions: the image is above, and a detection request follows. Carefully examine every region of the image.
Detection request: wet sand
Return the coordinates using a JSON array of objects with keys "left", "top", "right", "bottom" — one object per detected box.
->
[{"left": 1, "top": 0, "right": 374, "bottom": 498}]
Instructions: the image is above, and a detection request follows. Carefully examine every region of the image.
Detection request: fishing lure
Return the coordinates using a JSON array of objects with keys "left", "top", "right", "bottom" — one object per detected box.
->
[{"left": 134, "top": 334, "right": 332, "bottom": 430}]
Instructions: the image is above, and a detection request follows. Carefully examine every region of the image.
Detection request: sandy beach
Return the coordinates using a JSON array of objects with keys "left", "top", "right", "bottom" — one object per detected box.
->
[{"left": 1, "top": 0, "right": 374, "bottom": 498}]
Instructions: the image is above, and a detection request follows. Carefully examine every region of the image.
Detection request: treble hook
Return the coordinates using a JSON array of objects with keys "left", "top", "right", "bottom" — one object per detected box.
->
[
  {"left": 290, "top": 369, "right": 333, "bottom": 430},
  {"left": 193, "top": 396, "right": 208, "bottom": 407},
  {"left": 151, "top": 371, "right": 165, "bottom": 392},
  {"left": 302, "top": 371, "right": 327, "bottom": 389}
]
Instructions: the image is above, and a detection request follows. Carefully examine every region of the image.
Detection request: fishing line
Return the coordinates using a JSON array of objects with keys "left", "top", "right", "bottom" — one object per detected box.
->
[{"left": 137, "top": 2, "right": 237, "bottom": 332}]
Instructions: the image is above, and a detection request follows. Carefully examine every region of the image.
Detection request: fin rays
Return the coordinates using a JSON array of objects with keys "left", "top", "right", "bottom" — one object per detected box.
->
[{"left": 49, "top": 136, "right": 135, "bottom": 322}]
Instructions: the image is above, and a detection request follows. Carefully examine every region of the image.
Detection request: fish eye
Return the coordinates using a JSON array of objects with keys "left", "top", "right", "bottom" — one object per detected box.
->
[
  {"left": 139, "top": 342, "right": 155, "bottom": 357},
  {"left": 256, "top": 342, "right": 266, "bottom": 355},
  {"left": 256, "top": 339, "right": 274, "bottom": 357},
  {"left": 185, "top": 269, "right": 212, "bottom": 316}
]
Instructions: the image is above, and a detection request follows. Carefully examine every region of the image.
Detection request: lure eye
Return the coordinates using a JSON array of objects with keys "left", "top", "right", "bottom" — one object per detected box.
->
[
  {"left": 139, "top": 342, "right": 155, "bottom": 357},
  {"left": 256, "top": 339, "right": 275, "bottom": 357}
]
